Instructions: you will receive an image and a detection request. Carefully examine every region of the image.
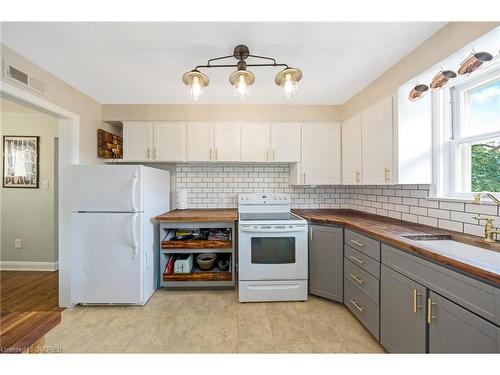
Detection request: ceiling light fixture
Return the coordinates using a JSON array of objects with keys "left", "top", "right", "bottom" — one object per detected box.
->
[{"left": 182, "top": 44, "right": 302, "bottom": 100}]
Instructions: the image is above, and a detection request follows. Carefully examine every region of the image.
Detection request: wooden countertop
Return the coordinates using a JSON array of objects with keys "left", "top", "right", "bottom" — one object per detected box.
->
[
  {"left": 293, "top": 209, "right": 500, "bottom": 286},
  {"left": 0, "top": 311, "right": 61, "bottom": 353},
  {"left": 155, "top": 208, "right": 238, "bottom": 222}
]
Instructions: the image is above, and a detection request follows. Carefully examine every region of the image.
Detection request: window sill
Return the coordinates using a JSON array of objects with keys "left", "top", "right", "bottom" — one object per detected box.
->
[{"left": 427, "top": 196, "right": 499, "bottom": 206}]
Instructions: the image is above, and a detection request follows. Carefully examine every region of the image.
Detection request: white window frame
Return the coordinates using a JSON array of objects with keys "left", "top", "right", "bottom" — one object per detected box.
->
[{"left": 432, "top": 61, "right": 500, "bottom": 201}]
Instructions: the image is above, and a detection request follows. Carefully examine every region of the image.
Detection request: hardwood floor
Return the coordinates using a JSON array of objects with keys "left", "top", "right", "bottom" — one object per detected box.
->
[
  {"left": 0, "top": 271, "right": 60, "bottom": 313},
  {"left": 1, "top": 271, "right": 62, "bottom": 353}
]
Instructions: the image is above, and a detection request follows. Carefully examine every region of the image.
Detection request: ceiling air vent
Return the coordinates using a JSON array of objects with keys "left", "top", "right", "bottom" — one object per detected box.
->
[
  {"left": 7, "top": 65, "right": 29, "bottom": 85},
  {"left": 3, "top": 62, "right": 47, "bottom": 96}
]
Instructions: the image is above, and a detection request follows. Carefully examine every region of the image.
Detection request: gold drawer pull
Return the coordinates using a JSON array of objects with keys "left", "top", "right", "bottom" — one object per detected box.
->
[
  {"left": 350, "top": 274, "right": 364, "bottom": 285},
  {"left": 413, "top": 289, "right": 422, "bottom": 314},
  {"left": 427, "top": 298, "right": 437, "bottom": 324},
  {"left": 349, "top": 255, "right": 364, "bottom": 265},
  {"left": 350, "top": 239, "right": 364, "bottom": 247},
  {"left": 350, "top": 299, "right": 364, "bottom": 312}
]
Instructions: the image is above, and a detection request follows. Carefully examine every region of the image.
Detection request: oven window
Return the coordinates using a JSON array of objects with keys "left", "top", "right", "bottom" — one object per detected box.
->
[{"left": 250, "top": 237, "right": 296, "bottom": 264}]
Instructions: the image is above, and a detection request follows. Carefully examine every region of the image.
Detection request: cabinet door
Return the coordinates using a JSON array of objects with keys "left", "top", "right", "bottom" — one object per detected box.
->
[
  {"left": 154, "top": 122, "right": 186, "bottom": 161},
  {"left": 123, "top": 122, "right": 153, "bottom": 161},
  {"left": 241, "top": 123, "right": 270, "bottom": 162},
  {"left": 301, "top": 123, "right": 341, "bottom": 185},
  {"left": 214, "top": 122, "right": 241, "bottom": 162},
  {"left": 428, "top": 291, "right": 500, "bottom": 353},
  {"left": 270, "top": 123, "right": 301, "bottom": 162},
  {"left": 187, "top": 122, "right": 214, "bottom": 162},
  {"left": 342, "top": 114, "right": 362, "bottom": 184},
  {"left": 380, "top": 265, "right": 426, "bottom": 353},
  {"left": 361, "top": 97, "right": 394, "bottom": 184},
  {"left": 309, "top": 225, "right": 343, "bottom": 302}
]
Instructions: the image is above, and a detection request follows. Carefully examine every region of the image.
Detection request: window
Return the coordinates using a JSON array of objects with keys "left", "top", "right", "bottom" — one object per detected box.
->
[{"left": 449, "top": 68, "right": 500, "bottom": 198}]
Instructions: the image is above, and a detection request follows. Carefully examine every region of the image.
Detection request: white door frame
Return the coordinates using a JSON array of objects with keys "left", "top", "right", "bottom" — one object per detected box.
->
[{"left": 1, "top": 80, "right": 79, "bottom": 307}]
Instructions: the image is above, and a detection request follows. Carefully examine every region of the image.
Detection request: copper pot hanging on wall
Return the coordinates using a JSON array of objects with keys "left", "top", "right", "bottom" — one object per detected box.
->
[
  {"left": 430, "top": 70, "right": 457, "bottom": 89},
  {"left": 458, "top": 52, "right": 493, "bottom": 75},
  {"left": 408, "top": 84, "right": 429, "bottom": 101}
]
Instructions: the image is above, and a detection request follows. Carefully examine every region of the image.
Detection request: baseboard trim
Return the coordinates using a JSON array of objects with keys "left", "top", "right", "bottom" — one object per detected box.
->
[{"left": 0, "top": 261, "right": 59, "bottom": 271}]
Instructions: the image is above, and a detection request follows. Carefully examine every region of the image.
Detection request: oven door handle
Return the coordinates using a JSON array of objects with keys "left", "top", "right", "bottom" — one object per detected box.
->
[{"left": 239, "top": 226, "right": 307, "bottom": 233}]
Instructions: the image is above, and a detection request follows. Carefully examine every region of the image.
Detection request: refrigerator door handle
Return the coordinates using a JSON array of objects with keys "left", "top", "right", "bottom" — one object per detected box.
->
[
  {"left": 131, "top": 171, "right": 138, "bottom": 212},
  {"left": 132, "top": 213, "right": 139, "bottom": 257}
]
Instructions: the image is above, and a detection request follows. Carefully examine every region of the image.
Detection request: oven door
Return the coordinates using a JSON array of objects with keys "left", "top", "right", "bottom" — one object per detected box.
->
[{"left": 238, "top": 224, "right": 308, "bottom": 281}]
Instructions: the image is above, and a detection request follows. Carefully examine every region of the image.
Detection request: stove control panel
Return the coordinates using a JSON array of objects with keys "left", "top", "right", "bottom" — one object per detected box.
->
[{"left": 238, "top": 193, "right": 291, "bottom": 206}]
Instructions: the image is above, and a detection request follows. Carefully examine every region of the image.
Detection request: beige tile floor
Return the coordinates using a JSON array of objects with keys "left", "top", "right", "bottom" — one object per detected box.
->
[{"left": 44, "top": 289, "right": 385, "bottom": 353}]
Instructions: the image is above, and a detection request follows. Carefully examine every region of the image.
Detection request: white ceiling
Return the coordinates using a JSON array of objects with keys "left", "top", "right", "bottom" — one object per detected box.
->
[{"left": 1, "top": 22, "right": 446, "bottom": 105}]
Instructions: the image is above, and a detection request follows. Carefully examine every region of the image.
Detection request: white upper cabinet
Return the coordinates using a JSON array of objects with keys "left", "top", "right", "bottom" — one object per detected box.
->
[
  {"left": 122, "top": 121, "right": 186, "bottom": 162},
  {"left": 270, "top": 123, "right": 301, "bottom": 162},
  {"left": 154, "top": 122, "right": 186, "bottom": 162},
  {"left": 361, "top": 97, "right": 394, "bottom": 185},
  {"left": 293, "top": 123, "right": 341, "bottom": 185},
  {"left": 123, "top": 122, "right": 153, "bottom": 161},
  {"left": 342, "top": 114, "right": 363, "bottom": 185},
  {"left": 241, "top": 123, "right": 270, "bottom": 162},
  {"left": 187, "top": 122, "right": 214, "bottom": 162},
  {"left": 214, "top": 123, "right": 241, "bottom": 162}
]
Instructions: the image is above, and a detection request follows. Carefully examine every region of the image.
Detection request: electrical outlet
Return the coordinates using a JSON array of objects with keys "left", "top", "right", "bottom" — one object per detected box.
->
[
  {"left": 42, "top": 180, "right": 49, "bottom": 189},
  {"left": 15, "top": 239, "right": 22, "bottom": 249},
  {"left": 315, "top": 194, "right": 325, "bottom": 204}
]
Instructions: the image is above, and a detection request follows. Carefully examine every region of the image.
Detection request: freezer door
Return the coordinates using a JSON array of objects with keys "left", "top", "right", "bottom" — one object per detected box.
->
[
  {"left": 72, "top": 165, "right": 143, "bottom": 212},
  {"left": 72, "top": 212, "right": 143, "bottom": 304}
]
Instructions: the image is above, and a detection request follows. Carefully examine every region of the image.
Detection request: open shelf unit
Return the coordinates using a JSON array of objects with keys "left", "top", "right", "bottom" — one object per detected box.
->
[{"left": 159, "top": 221, "right": 236, "bottom": 289}]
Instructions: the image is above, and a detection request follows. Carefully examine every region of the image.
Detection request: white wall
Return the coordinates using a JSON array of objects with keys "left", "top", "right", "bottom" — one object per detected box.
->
[{"left": 1, "top": 98, "right": 59, "bottom": 263}]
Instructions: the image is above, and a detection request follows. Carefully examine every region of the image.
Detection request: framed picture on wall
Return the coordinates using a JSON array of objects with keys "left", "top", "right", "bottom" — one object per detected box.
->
[{"left": 2, "top": 135, "right": 40, "bottom": 188}]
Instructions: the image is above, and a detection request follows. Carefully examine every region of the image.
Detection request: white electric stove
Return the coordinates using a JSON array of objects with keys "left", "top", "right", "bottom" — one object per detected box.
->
[{"left": 238, "top": 193, "right": 308, "bottom": 302}]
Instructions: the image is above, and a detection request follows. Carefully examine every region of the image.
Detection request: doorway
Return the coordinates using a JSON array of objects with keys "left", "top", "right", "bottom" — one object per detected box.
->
[
  {"left": 1, "top": 80, "right": 79, "bottom": 309},
  {"left": 0, "top": 97, "right": 60, "bottom": 313}
]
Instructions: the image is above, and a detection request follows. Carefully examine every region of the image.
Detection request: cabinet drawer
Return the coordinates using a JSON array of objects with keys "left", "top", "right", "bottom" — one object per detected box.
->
[
  {"left": 345, "top": 259, "right": 380, "bottom": 305},
  {"left": 382, "top": 244, "right": 500, "bottom": 325},
  {"left": 344, "top": 280, "right": 380, "bottom": 340},
  {"left": 345, "top": 245, "right": 380, "bottom": 279},
  {"left": 345, "top": 229, "right": 380, "bottom": 261}
]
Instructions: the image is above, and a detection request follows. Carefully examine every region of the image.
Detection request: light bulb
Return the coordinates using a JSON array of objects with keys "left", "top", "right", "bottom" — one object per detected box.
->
[
  {"left": 235, "top": 74, "right": 249, "bottom": 99},
  {"left": 189, "top": 76, "right": 204, "bottom": 100},
  {"left": 283, "top": 73, "right": 298, "bottom": 98}
]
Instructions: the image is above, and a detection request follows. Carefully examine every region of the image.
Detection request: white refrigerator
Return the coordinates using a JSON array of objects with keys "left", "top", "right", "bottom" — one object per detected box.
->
[{"left": 71, "top": 165, "right": 170, "bottom": 305}]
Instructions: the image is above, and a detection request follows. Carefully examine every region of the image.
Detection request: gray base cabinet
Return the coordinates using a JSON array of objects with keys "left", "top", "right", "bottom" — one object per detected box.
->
[
  {"left": 309, "top": 225, "right": 343, "bottom": 302},
  {"left": 428, "top": 291, "right": 500, "bottom": 353},
  {"left": 380, "top": 265, "right": 426, "bottom": 353}
]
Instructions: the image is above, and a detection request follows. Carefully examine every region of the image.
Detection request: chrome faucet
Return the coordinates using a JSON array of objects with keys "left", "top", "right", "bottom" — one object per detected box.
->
[
  {"left": 473, "top": 192, "right": 500, "bottom": 205},
  {"left": 473, "top": 215, "right": 500, "bottom": 243}
]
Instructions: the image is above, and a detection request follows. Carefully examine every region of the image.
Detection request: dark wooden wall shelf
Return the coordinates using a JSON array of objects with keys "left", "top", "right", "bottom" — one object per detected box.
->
[{"left": 161, "top": 239, "right": 232, "bottom": 250}]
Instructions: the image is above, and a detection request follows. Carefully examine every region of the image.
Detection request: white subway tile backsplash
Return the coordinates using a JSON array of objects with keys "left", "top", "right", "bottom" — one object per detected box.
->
[
  {"left": 439, "top": 201, "right": 465, "bottom": 211},
  {"left": 463, "top": 223, "right": 486, "bottom": 237},
  {"left": 175, "top": 163, "right": 499, "bottom": 239},
  {"left": 418, "top": 216, "right": 438, "bottom": 227},
  {"left": 427, "top": 208, "right": 450, "bottom": 220},
  {"left": 464, "top": 203, "right": 498, "bottom": 216},
  {"left": 438, "top": 219, "right": 463, "bottom": 232},
  {"left": 410, "top": 206, "right": 428, "bottom": 216}
]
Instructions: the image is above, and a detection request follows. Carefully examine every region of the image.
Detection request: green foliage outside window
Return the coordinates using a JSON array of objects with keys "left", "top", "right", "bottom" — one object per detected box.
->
[{"left": 471, "top": 142, "right": 500, "bottom": 192}]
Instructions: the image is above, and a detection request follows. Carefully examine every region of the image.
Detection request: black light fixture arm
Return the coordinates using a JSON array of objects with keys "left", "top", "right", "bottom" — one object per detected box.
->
[{"left": 193, "top": 45, "right": 289, "bottom": 71}]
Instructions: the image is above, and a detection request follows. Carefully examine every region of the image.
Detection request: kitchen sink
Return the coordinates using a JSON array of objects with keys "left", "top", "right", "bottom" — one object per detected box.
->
[{"left": 403, "top": 235, "right": 500, "bottom": 273}]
